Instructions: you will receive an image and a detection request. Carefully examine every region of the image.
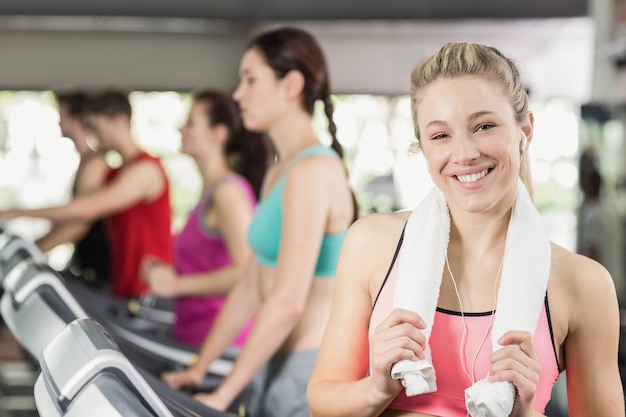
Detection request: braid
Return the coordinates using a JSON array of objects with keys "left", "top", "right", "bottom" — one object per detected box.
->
[
  {"left": 323, "top": 96, "right": 343, "bottom": 158},
  {"left": 250, "top": 26, "right": 359, "bottom": 221},
  {"left": 322, "top": 95, "right": 359, "bottom": 222}
]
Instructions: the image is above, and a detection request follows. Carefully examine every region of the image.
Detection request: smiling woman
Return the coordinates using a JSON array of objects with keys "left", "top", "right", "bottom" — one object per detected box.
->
[
  {"left": 307, "top": 42, "right": 625, "bottom": 417},
  {"left": 415, "top": 75, "right": 533, "bottom": 213}
]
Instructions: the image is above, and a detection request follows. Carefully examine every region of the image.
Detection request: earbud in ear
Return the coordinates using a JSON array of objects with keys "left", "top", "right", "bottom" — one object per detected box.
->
[{"left": 520, "top": 133, "right": 527, "bottom": 156}]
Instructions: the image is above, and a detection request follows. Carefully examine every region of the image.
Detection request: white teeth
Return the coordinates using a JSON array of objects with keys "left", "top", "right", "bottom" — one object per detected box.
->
[{"left": 457, "top": 169, "right": 489, "bottom": 183}]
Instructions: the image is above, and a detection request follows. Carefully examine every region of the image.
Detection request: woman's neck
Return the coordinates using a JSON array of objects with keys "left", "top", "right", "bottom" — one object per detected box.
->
[
  {"left": 447, "top": 185, "right": 517, "bottom": 254},
  {"left": 198, "top": 157, "right": 233, "bottom": 190},
  {"left": 443, "top": 206, "right": 512, "bottom": 298},
  {"left": 268, "top": 109, "right": 321, "bottom": 162},
  {"left": 449, "top": 214, "right": 510, "bottom": 259}
]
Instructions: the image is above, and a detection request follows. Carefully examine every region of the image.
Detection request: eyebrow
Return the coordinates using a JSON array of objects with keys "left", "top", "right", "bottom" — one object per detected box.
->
[{"left": 468, "top": 110, "right": 496, "bottom": 122}]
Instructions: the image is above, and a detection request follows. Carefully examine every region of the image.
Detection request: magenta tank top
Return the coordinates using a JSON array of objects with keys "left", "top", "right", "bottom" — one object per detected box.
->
[
  {"left": 369, "top": 233, "right": 560, "bottom": 416},
  {"left": 174, "top": 175, "right": 256, "bottom": 348}
]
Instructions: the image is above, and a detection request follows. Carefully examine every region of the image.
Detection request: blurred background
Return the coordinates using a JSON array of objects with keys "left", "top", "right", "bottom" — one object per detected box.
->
[{"left": 0, "top": 0, "right": 623, "bottom": 266}]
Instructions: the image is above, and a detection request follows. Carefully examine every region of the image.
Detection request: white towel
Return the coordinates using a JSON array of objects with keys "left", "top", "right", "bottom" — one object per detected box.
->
[{"left": 390, "top": 180, "right": 551, "bottom": 416}]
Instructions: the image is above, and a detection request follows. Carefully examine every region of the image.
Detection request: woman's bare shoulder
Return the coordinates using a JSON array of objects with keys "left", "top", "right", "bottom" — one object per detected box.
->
[
  {"left": 342, "top": 211, "right": 410, "bottom": 265},
  {"left": 337, "top": 211, "right": 410, "bottom": 292},
  {"left": 349, "top": 210, "right": 410, "bottom": 241},
  {"left": 550, "top": 242, "right": 615, "bottom": 294},
  {"left": 549, "top": 242, "right": 619, "bottom": 326}
]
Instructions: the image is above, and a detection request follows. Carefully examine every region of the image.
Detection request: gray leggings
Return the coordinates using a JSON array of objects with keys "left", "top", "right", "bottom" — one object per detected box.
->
[{"left": 244, "top": 349, "right": 318, "bottom": 417}]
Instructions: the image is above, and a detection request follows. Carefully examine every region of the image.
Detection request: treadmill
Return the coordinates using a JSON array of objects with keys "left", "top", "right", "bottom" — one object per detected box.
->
[
  {"left": 0, "top": 261, "right": 240, "bottom": 415},
  {"left": 0, "top": 231, "right": 231, "bottom": 381},
  {"left": 0, "top": 260, "right": 89, "bottom": 361},
  {"left": 2, "top": 258, "right": 233, "bottom": 378},
  {"left": 0, "top": 257, "right": 238, "bottom": 405},
  {"left": 64, "top": 274, "right": 236, "bottom": 383},
  {"left": 34, "top": 318, "right": 235, "bottom": 417},
  {"left": 0, "top": 231, "right": 46, "bottom": 287},
  {"left": 63, "top": 272, "right": 175, "bottom": 341}
]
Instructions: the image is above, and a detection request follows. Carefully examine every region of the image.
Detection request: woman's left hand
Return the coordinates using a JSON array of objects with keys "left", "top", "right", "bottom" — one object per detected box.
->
[
  {"left": 193, "top": 391, "right": 230, "bottom": 412},
  {"left": 489, "top": 330, "right": 541, "bottom": 417},
  {"left": 140, "top": 259, "right": 179, "bottom": 297}
]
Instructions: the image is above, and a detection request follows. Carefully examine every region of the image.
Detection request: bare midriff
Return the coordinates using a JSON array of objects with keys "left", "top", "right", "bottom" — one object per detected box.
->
[{"left": 258, "top": 264, "right": 334, "bottom": 352}]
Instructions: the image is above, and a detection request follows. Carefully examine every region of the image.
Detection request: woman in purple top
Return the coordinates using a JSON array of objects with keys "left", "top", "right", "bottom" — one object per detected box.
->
[{"left": 141, "top": 89, "right": 274, "bottom": 348}]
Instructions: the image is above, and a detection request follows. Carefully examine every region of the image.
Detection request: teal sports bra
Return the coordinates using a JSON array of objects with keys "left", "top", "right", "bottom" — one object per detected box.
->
[{"left": 247, "top": 146, "right": 347, "bottom": 278}]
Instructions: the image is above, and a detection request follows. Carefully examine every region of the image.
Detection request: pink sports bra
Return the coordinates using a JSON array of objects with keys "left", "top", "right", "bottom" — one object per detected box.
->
[{"left": 369, "top": 232, "right": 560, "bottom": 416}]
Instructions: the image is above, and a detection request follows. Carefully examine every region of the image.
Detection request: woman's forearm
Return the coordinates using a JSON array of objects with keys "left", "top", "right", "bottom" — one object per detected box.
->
[
  {"left": 192, "top": 271, "right": 260, "bottom": 377},
  {"left": 212, "top": 291, "right": 304, "bottom": 404},
  {"left": 177, "top": 264, "right": 245, "bottom": 297},
  {"left": 308, "top": 377, "right": 394, "bottom": 417}
]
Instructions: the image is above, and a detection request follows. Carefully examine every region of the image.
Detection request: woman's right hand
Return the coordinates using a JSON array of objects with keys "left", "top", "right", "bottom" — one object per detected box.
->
[
  {"left": 369, "top": 308, "right": 428, "bottom": 400},
  {"left": 161, "top": 366, "right": 204, "bottom": 391}
]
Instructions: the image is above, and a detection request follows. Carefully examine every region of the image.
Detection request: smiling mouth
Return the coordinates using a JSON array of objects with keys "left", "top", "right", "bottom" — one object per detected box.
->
[{"left": 456, "top": 168, "right": 492, "bottom": 184}]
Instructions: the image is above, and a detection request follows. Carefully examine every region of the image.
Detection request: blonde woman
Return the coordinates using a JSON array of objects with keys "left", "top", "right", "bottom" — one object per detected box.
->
[{"left": 307, "top": 43, "right": 624, "bottom": 417}]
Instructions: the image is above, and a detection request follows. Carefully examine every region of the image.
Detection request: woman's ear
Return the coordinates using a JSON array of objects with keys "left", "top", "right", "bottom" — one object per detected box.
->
[
  {"left": 520, "top": 112, "right": 534, "bottom": 151},
  {"left": 212, "top": 124, "right": 229, "bottom": 145},
  {"left": 282, "top": 69, "right": 305, "bottom": 100}
]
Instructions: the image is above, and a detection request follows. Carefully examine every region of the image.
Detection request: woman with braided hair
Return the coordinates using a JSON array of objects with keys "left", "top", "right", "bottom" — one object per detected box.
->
[{"left": 160, "top": 27, "right": 357, "bottom": 417}]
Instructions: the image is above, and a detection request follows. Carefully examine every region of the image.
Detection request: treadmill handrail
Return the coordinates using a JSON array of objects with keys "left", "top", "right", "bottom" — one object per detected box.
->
[
  {"left": 11, "top": 263, "right": 87, "bottom": 319},
  {"left": 0, "top": 231, "right": 12, "bottom": 251},
  {"left": 138, "top": 367, "right": 238, "bottom": 417},
  {"left": 1, "top": 235, "right": 45, "bottom": 289},
  {"left": 2, "top": 258, "right": 31, "bottom": 291},
  {"left": 39, "top": 318, "right": 175, "bottom": 417},
  {"left": 106, "top": 321, "right": 233, "bottom": 377},
  {"left": 0, "top": 234, "right": 44, "bottom": 263}
]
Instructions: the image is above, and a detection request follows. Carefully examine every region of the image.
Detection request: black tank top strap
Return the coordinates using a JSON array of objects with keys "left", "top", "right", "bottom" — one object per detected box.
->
[{"left": 372, "top": 222, "right": 406, "bottom": 310}]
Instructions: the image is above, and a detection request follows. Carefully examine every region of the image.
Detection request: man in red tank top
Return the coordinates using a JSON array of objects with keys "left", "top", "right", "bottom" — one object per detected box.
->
[
  {"left": 90, "top": 90, "right": 172, "bottom": 297},
  {"left": 0, "top": 90, "right": 172, "bottom": 298}
]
